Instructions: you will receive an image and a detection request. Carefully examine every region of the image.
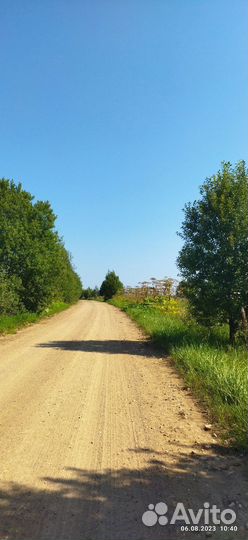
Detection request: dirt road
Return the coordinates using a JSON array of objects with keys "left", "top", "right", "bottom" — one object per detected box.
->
[{"left": 0, "top": 301, "right": 247, "bottom": 539}]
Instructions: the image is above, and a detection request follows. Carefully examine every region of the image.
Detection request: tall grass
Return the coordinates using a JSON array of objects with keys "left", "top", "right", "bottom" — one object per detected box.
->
[
  {"left": 111, "top": 297, "right": 248, "bottom": 450},
  {"left": 0, "top": 302, "right": 70, "bottom": 335}
]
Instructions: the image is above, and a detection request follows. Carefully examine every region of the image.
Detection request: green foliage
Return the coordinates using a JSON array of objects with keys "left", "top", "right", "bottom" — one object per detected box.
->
[
  {"left": 53, "top": 245, "right": 82, "bottom": 304},
  {"left": 100, "top": 270, "right": 124, "bottom": 300},
  {"left": 111, "top": 296, "right": 247, "bottom": 450},
  {"left": 177, "top": 161, "right": 248, "bottom": 343},
  {"left": 0, "top": 179, "right": 82, "bottom": 313},
  {"left": 113, "top": 292, "right": 188, "bottom": 317},
  {"left": 0, "top": 302, "right": 70, "bottom": 335},
  {"left": 81, "top": 286, "right": 99, "bottom": 299},
  {"left": 0, "top": 267, "right": 23, "bottom": 314}
]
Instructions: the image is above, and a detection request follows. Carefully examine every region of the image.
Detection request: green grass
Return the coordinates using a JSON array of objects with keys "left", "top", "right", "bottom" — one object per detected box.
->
[
  {"left": 0, "top": 302, "right": 70, "bottom": 335},
  {"left": 111, "top": 296, "right": 248, "bottom": 450}
]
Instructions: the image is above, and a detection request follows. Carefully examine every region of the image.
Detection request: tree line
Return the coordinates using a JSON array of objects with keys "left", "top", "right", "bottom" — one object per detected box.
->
[
  {"left": 0, "top": 179, "right": 82, "bottom": 314},
  {"left": 3, "top": 160, "right": 247, "bottom": 345},
  {"left": 81, "top": 271, "right": 124, "bottom": 301}
]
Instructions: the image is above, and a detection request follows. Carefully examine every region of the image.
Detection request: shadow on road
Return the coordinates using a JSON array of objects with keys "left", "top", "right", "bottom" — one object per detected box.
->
[
  {"left": 36, "top": 340, "right": 158, "bottom": 357},
  {"left": 0, "top": 447, "right": 246, "bottom": 540}
]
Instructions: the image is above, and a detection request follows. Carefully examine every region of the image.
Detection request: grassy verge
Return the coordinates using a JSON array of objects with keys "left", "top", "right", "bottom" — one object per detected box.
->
[
  {"left": 0, "top": 302, "right": 71, "bottom": 335},
  {"left": 110, "top": 296, "right": 247, "bottom": 450}
]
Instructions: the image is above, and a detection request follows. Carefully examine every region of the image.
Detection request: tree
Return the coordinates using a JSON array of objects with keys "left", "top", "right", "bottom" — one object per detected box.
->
[
  {"left": 81, "top": 286, "right": 99, "bottom": 299},
  {"left": 0, "top": 179, "right": 82, "bottom": 313},
  {"left": 100, "top": 271, "right": 124, "bottom": 301},
  {"left": 177, "top": 161, "right": 248, "bottom": 344}
]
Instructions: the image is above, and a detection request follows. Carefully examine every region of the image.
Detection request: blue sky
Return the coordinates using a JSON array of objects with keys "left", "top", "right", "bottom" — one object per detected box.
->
[{"left": 0, "top": 1, "right": 247, "bottom": 287}]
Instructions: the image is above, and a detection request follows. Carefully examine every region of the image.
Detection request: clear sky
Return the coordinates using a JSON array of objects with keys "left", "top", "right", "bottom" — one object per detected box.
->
[{"left": 0, "top": 1, "right": 247, "bottom": 288}]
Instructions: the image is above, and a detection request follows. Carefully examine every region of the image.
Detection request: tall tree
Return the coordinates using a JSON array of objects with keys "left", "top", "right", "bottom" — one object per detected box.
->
[
  {"left": 0, "top": 179, "right": 82, "bottom": 313},
  {"left": 177, "top": 161, "right": 248, "bottom": 343},
  {"left": 100, "top": 270, "right": 124, "bottom": 301}
]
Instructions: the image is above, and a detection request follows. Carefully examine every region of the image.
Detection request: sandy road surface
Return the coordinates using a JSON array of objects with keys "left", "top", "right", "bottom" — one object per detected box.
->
[{"left": 0, "top": 301, "right": 247, "bottom": 540}]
